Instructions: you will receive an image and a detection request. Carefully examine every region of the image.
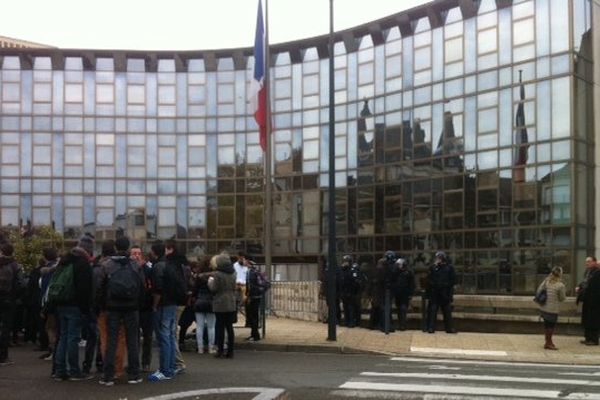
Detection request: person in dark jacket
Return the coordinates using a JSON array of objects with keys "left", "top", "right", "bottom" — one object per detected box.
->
[
  {"left": 245, "top": 259, "right": 268, "bottom": 341},
  {"left": 208, "top": 254, "right": 237, "bottom": 358},
  {"left": 392, "top": 258, "right": 415, "bottom": 331},
  {"left": 370, "top": 251, "right": 397, "bottom": 333},
  {"left": 130, "top": 245, "right": 153, "bottom": 371},
  {"left": 580, "top": 256, "right": 600, "bottom": 345},
  {"left": 148, "top": 240, "right": 187, "bottom": 381},
  {"left": 98, "top": 236, "right": 144, "bottom": 386},
  {"left": 24, "top": 258, "right": 44, "bottom": 346},
  {"left": 426, "top": 251, "right": 457, "bottom": 334},
  {"left": 0, "top": 242, "right": 25, "bottom": 366},
  {"left": 54, "top": 234, "right": 95, "bottom": 381},
  {"left": 340, "top": 255, "right": 362, "bottom": 328}
]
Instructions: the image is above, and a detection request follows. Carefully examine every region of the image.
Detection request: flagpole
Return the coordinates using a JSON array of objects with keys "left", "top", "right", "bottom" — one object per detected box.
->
[
  {"left": 264, "top": 0, "right": 273, "bottom": 317},
  {"left": 326, "top": 0, "right": 337, "bottom": 342}
]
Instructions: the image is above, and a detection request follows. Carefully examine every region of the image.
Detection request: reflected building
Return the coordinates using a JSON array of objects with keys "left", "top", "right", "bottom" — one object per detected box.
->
[{"left": 0, "top": 0, "right": 597, "bottom": 294}]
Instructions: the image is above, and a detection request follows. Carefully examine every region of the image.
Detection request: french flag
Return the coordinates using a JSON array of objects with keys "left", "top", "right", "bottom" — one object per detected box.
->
[{"left": 250, "top": 0, "right": 267, "bottom": 151}]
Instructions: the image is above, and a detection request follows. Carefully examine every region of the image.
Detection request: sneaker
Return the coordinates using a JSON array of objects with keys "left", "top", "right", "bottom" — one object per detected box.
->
[
  {"left": 99, "top": 378, "right": 114, "bottom": 386},
  {"left": 174, "top": 367, "right": 186, "bottom": 375},
  {"left": 78, "top": 339, "right": 87, "bottom": 348},
  {"left": 69, "top": 373, "right": 94, "bottom": 381},
  {"left": 147, "top": 371, "right": 172, "bottom": 382},
  {"left": 53, "top": 375, "right": 68, "bottom": 381},
  {"left": 0, "top": 360, "right": 14, "bottom": 366},
  {"left": 208, "top": 347, "right": 217, "bottom": 354},
  {"left": 43, "top": 353, "right": 53, "bottom": 361},
  {"left": 128, "top": 377, "right": 143, "bottom": 384}
]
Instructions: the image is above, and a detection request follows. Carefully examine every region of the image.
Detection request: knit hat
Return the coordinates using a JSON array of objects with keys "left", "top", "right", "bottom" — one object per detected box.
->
[{"left": 78, "top": 233, "right": 95, "bottom": 256}]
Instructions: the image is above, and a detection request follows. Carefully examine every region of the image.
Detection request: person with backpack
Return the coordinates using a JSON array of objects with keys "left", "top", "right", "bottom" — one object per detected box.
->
[
  {"left": 0, "top": 242, "right": 25, "bottom": 366},
  {"left": 148, "top": 240, "right": 188, "bottom": 381},
  {"left": 191, "top": 258, "right": 215, "bottom": 353},
  {"left": 98, "top": 236, "right": 144, "bottom": 386},
  {"left": 245, "top": 259, "right": 270, "bottom": 342},
  {"left": 51, "top": 234, "right": 94, "bottom": 381}
]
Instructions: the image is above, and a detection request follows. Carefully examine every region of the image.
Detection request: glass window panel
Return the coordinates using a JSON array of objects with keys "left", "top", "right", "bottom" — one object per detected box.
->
[
  {"left": 128, "top": 85, "right": 145, "bottom": 103},
  {"left": 445, "top": 37, "right": 463, "bottom": 63},
  {"left": 414, "top": 47, "right": 431, "bottom": 70},
  {"left": 513, "top": 18, "right": 534, "bottom": 45},
  {"left": 551, "top": 78, "right": 570, "bottom": 138},
  {"left": 65, "top": 83, "right": 83, "bottom": 102},
  {"left": 478, "top": 28, "right": 497, "bottom": 54}
]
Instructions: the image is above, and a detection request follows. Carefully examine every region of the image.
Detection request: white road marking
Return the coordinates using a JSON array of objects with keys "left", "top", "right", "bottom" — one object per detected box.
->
[
  {"left": 139, "top": 387, "right": 286, "bottom": 400},
  {"left": 360, "top": 371, "right": 600, "bottom": 386},
  {"left": 428, "top": 365, "right": 461, "bottom": 370},
  {"left": 410, "top": 347, "right": 508, "bottom": 356},
  {"left": 560, "top": 372, "right": 600, "bottom": 377},
  {"left": 391, "top": 356, "right": 600, "bottom": 369},
  {"left": 339, "top": 382, "right": 600, "bottom": 400}
]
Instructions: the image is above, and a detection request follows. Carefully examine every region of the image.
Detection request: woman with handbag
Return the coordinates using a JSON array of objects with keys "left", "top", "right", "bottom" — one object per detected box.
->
[
  {"left": 191, "top": 258, "right": 215, "bottom": 354},
  {"left": 536, "top": 266, "right": 566, "bottom": 350}
]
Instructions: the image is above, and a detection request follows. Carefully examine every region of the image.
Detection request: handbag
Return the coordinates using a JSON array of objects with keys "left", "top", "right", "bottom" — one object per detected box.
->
[{"left": 533, "top": 282, "right": 548, "bottom": 305}]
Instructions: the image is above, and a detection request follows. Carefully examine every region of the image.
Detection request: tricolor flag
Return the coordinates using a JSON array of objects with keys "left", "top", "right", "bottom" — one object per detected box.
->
[
  {"left": 250, "top": 0, "right": 267, "bottom": 151},
  {"left": 513, "top": 71, "right": 529, "bottom": 183}
]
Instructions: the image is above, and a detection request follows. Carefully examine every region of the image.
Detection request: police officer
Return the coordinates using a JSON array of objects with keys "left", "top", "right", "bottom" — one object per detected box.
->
[
  {"left": 340, "top": 255, "right": 365, "bottom": 328},
  {"left": 392, "top": 258, "right": 415, "bottom": 331},
  {"left": 426, "top": 251, "right": 457, "bottom": 334},
  {"left": 370, "top": 251, "right": 397, "bottom": 333}
]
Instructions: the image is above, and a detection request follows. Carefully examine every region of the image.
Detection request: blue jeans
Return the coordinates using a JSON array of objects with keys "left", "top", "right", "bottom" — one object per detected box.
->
[
  {"left": 55, "top": 306, "right": 83, "bottom": 377},
  {"left": 154, "top": 305, "right": 176, "bottom": 377}
]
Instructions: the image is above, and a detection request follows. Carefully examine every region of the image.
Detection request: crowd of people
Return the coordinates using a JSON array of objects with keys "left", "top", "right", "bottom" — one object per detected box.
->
[
  {"left": 0, "top": 234, "right": 270, "bottom": 386},
  {"left": 1, "top": 235, "right": 600, "bottom": 383},
  {"left": 327, "top": 250, "right": 600, "bottom": 351}
]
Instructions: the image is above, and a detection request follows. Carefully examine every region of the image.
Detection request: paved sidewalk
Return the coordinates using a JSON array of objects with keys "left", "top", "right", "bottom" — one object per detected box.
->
[{"left": 236, "top": 316, "right": 600, "bottom": 365}]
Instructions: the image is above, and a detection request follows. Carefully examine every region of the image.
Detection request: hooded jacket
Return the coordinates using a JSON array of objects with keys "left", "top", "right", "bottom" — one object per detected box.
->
[
  {"left": 0, "top": 255, "right": 25, "bottom": 303},
  {"left": 55, "top": 247, "right": 93, "bottom": 314},
  {"left": 208, "top": 256, "right": 236, "bottom": 313}
]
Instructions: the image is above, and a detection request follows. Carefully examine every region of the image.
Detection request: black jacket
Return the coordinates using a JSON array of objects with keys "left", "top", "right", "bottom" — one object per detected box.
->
[
  {"left": 99, "top": 254, "right": 145, "bottom": 312},
  {"left": 55, "top": 247, "right": 93, "bottom": 314},
  {"left": 582, "top": 268, "right": 600, "bottom": 330},
  {"left": 0, "top": 256, "right": 25, "bottom": 303}
]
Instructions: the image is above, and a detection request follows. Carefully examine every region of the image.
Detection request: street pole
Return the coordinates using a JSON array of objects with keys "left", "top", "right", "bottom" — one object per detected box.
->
[{"left": 326, "top": 0, "right": 337, "bottom": 342}]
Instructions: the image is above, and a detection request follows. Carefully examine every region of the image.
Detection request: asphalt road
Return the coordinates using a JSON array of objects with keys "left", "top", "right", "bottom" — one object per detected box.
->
[{"left": 3, "top": 344, "right": 600, "bottom": 399}]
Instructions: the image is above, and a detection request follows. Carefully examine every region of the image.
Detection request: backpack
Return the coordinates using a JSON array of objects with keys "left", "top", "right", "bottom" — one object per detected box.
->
[
  {"left": 47, "top": 263, "right": 75, "bottom": 304},
  {"left": 107, "top": 261, "right": 141, "bottom": 303},
  {"left": 168, "top": 263, "right": 188, "bottom": 306},
  {"left": 0, "top": 263, "right": 14, "bottom": 295},
  {"left": 256, "top": 270, "right": 271, "bottom": 294}
]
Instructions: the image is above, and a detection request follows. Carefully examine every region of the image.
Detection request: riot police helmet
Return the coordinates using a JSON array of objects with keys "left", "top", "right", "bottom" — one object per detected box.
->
[
  {"left": 384, "top": 250, "right": 397, "bottom": 263},
  {"left": 434, "top": 251, "right": 447, "bottom": 261},
  {"left": 395, "top": 258, "right": 408, "bottom": 268},
  {"left": 342, "top": 254, "right": 353, "bottom": 263}
]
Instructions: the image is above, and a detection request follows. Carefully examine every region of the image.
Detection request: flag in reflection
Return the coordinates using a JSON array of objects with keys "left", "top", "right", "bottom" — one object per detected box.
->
[{"left": 513, "top": 70, "right": 529, "bottom": 183}]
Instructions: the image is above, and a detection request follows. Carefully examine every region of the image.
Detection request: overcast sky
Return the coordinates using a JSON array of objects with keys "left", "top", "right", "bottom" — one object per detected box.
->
[{"left": 3, "top": 0, "right": 429, "bottom": 51}]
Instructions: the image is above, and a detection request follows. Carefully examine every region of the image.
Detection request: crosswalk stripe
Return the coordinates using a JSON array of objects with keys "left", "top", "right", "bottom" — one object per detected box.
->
[
  {"left": 360, "top": 371, "right": 600, "bottom": 386},
  {"left": 390, "top": 356, "right": 599, "bottom": 369},
  {"left": 339, "top": 381, "right": 600, "bottom": 400},
  {"left": 410, "top": 347, "right": 508, "bottom": 356}
]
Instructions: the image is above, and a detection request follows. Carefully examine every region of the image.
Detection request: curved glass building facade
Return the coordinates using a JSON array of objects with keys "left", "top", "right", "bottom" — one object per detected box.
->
[{"left": 0, "top": 0, "right": 596, "bottom": 293}]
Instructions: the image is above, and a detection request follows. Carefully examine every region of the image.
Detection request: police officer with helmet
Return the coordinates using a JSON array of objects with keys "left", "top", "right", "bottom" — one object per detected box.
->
[
  {"left": 340, "top": 254, "right": 364, "bottom": 328},
  {"left": 392, "top": 257, "right": 415, "bottom": 331},
  {"left": 426, "top": 251, "right": 457, "bottom": 334}
]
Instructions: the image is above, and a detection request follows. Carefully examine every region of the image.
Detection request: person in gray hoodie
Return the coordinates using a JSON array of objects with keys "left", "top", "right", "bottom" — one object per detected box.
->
[{"left": 208, "top": 254, "right": 236, "bottom": 359}]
